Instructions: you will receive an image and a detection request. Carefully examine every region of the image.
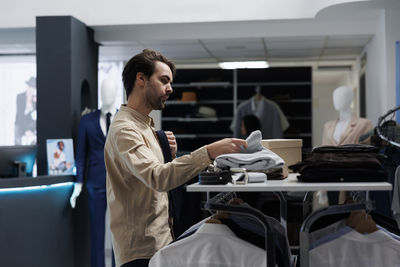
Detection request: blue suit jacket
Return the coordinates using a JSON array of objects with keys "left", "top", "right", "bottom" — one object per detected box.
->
[{"left": 76, "top": 110, "right": 107, "bottom": 189}]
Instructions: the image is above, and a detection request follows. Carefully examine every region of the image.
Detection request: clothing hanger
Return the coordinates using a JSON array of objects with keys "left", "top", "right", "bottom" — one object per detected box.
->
[
  {"left": 254, "top": 86, "right": 262, "bottom": 101},
  {"left": 206, "top": 198, "right": 244, "bottom": 222},
  {"left": 376, "top": 106, "right": 400, "bottom": 148},
  {"left": 344, "top": 196, "right": 378, "bottom": 234},
  {"left": 345, "top": 210, "right": 378, "bottom": 234},
  {"left": 229, "top": 198, "right": 244, "bottom": 205},
  {"left": 204, "top": 218, "right": 223, "bottom": 224}
]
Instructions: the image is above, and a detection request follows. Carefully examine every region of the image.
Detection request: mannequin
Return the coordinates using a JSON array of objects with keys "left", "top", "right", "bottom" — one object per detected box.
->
[
  {"left": 319, "top": 85, "right": 373, "bottom": 207},
  {"left": 322, "top": 85, "right": 373, "bottom": 146},
  {"left": 332, "top": 85, "right": 354, "bottom": 143},
  {"left": 71, "top": 78, "right": 118, "bottom": 267}
]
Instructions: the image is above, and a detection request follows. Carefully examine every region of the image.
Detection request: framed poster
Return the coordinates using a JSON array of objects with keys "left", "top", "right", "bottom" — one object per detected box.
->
[{"left": 46, "top": 138, "right": 76, "bottom": 175}]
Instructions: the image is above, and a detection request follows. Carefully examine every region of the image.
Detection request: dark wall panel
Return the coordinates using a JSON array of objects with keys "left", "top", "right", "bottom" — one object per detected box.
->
[
  {"left": 36, "top": 15, "right": 98, "bottom": 175},
  {"left": 36, "top": 16, "right": 98, "bottom": 267}
]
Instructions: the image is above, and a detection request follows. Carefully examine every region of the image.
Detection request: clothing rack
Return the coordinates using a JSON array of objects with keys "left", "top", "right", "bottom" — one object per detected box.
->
[
  {"left": 299, "top": 200, "right": 376, "bottom": 267},
  {"left": 204, "top": 192, "right": 276, "bottom": 267},
  {"left": 376, "top": 106, "right": 400, "bottom": 148}
]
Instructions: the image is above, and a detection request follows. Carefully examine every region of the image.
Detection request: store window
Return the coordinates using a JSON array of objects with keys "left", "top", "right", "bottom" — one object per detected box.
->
[{"left": 0, "top": 57, "right": 36, "bottom": 146}]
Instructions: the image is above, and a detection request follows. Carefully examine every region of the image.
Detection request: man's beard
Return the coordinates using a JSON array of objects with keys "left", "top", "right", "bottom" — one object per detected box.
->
[
  {"left": 146, "top": 91, "right": 167, "bottom": 110},
  {"left": 145, "top": 81, "right": 170, "bottom": 110},
  {"left": 150, "top": 97, "right": 165, "bottom": 110}
]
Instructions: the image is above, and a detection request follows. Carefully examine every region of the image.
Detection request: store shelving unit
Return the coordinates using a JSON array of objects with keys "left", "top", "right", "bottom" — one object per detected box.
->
[{"left": 162, "top": 67, "right": 312, "bottom": 155}]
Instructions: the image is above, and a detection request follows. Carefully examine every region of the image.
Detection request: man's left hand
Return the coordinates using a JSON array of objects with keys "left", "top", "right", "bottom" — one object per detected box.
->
[{"left": 165, "top": 131, "right": 177, "bottom": 159}]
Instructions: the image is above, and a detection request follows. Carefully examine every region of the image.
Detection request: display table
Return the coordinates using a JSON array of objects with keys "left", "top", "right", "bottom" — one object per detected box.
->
[
  {"left": 187, "top": 173, "right": 392, "bottom": 228},
  {"left": 186, "top": 173, "right": 393, "bottom": 192}
]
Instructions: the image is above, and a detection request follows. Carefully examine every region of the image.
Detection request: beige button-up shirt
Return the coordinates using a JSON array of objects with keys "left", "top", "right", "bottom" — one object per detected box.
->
[{"left": 104, "top": 105, "right": 211, "bottom": 266}]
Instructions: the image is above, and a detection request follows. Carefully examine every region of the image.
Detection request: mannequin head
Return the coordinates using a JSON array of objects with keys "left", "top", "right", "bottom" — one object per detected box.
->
[
  {"left": 101, "top": 78, "right": 118, "bottom": 110},
  {"left": 333, "top": 86, "right": 353, "bottom": 112}
]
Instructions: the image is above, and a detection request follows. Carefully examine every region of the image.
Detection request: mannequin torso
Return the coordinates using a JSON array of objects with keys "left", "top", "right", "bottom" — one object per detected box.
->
[
  {"left": 72, "top": 78, "right": 118, "bottom": 204},
  {"left": 333, "top": 109, "right": 352, "bottom": 143},
  {"left": 99, "top": 78, "right": 118, "bottom": 136},
  {"left": 322, "top": 85, "right": 372, "bottom": 146}
]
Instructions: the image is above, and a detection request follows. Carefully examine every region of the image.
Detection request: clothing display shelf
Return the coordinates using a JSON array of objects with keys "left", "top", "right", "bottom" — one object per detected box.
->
[
  {"left": 187, "top": 173, "right": 392, "bottom": 267},
  {"left": 204, "top": 191, "right": 276, "bottom": 267},
  {"left": 162, "top": 67, "right": 313, "bottom": 155},
  {"left": 163, "top": 69, "right": 235, "bottom": 155},
  {"left": 236, "top": 68, "right": 312, "bottom": 147}
]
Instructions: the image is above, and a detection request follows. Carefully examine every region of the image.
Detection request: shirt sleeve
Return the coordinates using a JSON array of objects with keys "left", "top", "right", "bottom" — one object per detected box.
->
[{"left": 112, "top": 126, "right": 211, "bottom": 192}]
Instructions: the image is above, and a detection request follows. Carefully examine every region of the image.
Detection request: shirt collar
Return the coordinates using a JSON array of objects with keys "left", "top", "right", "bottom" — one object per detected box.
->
[
  {"left": 251, "top": 95, "right": 265, "bottom": 112},
  {"left": 101, "top": 108, "right": 116, "bottom": 117},
  {"left": 120, "top": 104, "right": 154, "bottom": 127},
  {"left": 196, "top": 223, "right": 236, "bottom": 237}
]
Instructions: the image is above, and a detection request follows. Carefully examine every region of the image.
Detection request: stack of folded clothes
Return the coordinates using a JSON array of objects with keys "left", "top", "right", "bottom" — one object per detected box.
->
[
  {"left": 215, "top": 130, "right": 285, "bottom": 180},
  {"left": 288, "top": 144, "right": 388, "bottom": 182}
]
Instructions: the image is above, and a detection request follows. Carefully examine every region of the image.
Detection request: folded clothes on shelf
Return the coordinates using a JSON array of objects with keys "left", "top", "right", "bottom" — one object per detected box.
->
[{"left": 289, "top": 144, "right": 388, "bottom": 182}]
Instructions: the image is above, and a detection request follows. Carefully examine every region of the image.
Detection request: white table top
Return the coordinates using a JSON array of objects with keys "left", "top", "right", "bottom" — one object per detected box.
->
[{"left": 186, "top": 173, "right": 393, "bottom": 192}]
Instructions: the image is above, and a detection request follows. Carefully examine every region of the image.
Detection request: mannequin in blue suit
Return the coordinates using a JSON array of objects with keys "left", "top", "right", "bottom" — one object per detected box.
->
[{"left": 70, "top": 78, "right": 117, "bottom": 267}]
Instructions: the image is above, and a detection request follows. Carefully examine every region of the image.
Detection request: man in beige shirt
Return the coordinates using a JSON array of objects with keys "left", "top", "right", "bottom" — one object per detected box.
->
[{"left": 104, "top": 49, "right": 247, "bottom": 267}]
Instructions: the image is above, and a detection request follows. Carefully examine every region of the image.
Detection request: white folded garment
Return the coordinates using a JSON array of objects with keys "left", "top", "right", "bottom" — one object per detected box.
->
[
  {"left": 215, "top": 148, "right": 284, "bottom": 171},
  {"left": 232, "top": 172, "right": 267, "bottom": 183}
]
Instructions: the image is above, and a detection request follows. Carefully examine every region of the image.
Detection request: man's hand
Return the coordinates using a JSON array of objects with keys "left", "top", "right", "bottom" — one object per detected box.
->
[
  {"left": 165, "top": 131, "right": 177, "bottom": 159},
  {"left": 206, "top": 138, "right": 248, "bottom": 160}
]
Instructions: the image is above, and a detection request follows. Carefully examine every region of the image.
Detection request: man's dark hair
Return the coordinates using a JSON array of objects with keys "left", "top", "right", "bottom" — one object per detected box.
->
[
  {"left": 122, "top": 49, "right": 176, "bottom": 98},
  {"left": 242, "top": 115, "right": 261, "bottom": 135},
  {"left": 57, "top": 141, "right": 64, "bottom": 149}
]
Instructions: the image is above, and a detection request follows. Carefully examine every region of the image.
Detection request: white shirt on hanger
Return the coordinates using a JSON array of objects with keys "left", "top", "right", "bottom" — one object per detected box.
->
[
  {"left": 309, "top": 228, "right": 400, "bottom": 267},
  {"left": 149, "top": 223, "right": 266, "bottom": 267}
]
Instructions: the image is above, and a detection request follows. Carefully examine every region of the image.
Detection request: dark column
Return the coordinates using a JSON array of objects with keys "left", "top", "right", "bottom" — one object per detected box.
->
[
  {"left": 36, "top": 16, "right": 98, "bottom": 267},
  {"left": 36, "top": 16, "right": 98, "bottom": 175}
]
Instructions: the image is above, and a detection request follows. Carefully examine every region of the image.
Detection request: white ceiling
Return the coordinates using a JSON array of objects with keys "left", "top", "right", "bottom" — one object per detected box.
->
[
  {"left": 94, "top": 1, "right": 385, "bottom": 65},
  {"left": 98, "top": 35, "right": 372, "bottom": 65},
  {"left": 0, "top": 0, "right": 390, "bottom": 67}
]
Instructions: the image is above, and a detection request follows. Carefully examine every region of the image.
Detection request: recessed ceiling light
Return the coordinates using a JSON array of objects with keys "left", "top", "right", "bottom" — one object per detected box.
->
[{"left": 219, "top": 61, "right": 269, "bottom": 69}]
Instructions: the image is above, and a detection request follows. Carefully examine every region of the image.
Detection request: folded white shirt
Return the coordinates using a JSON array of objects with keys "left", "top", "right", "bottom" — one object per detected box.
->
[
  {"left": 232, "top": 172, "right": 267, "bottom": 183},
  {"left": 215, "top": 149, "right": 284, "bottom": 171}
]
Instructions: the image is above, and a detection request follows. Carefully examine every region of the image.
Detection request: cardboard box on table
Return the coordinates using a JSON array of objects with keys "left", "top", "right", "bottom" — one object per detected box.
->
[{"left": 261, "top": 139, "right": 303, "bottom": 178}]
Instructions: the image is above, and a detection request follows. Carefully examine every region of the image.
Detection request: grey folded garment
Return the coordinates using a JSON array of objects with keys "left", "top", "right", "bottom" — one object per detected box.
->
[
  {"left": 241, "top": 130, "right": 264, "bottom": 153},
  {"left": 215, "top": 149, "right": 285, "bottom": 171}
]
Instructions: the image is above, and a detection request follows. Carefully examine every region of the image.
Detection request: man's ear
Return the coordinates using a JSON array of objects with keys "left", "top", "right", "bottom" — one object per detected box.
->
[{"left": 136, "top": 72, "right": 146, "bottom": 87}]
